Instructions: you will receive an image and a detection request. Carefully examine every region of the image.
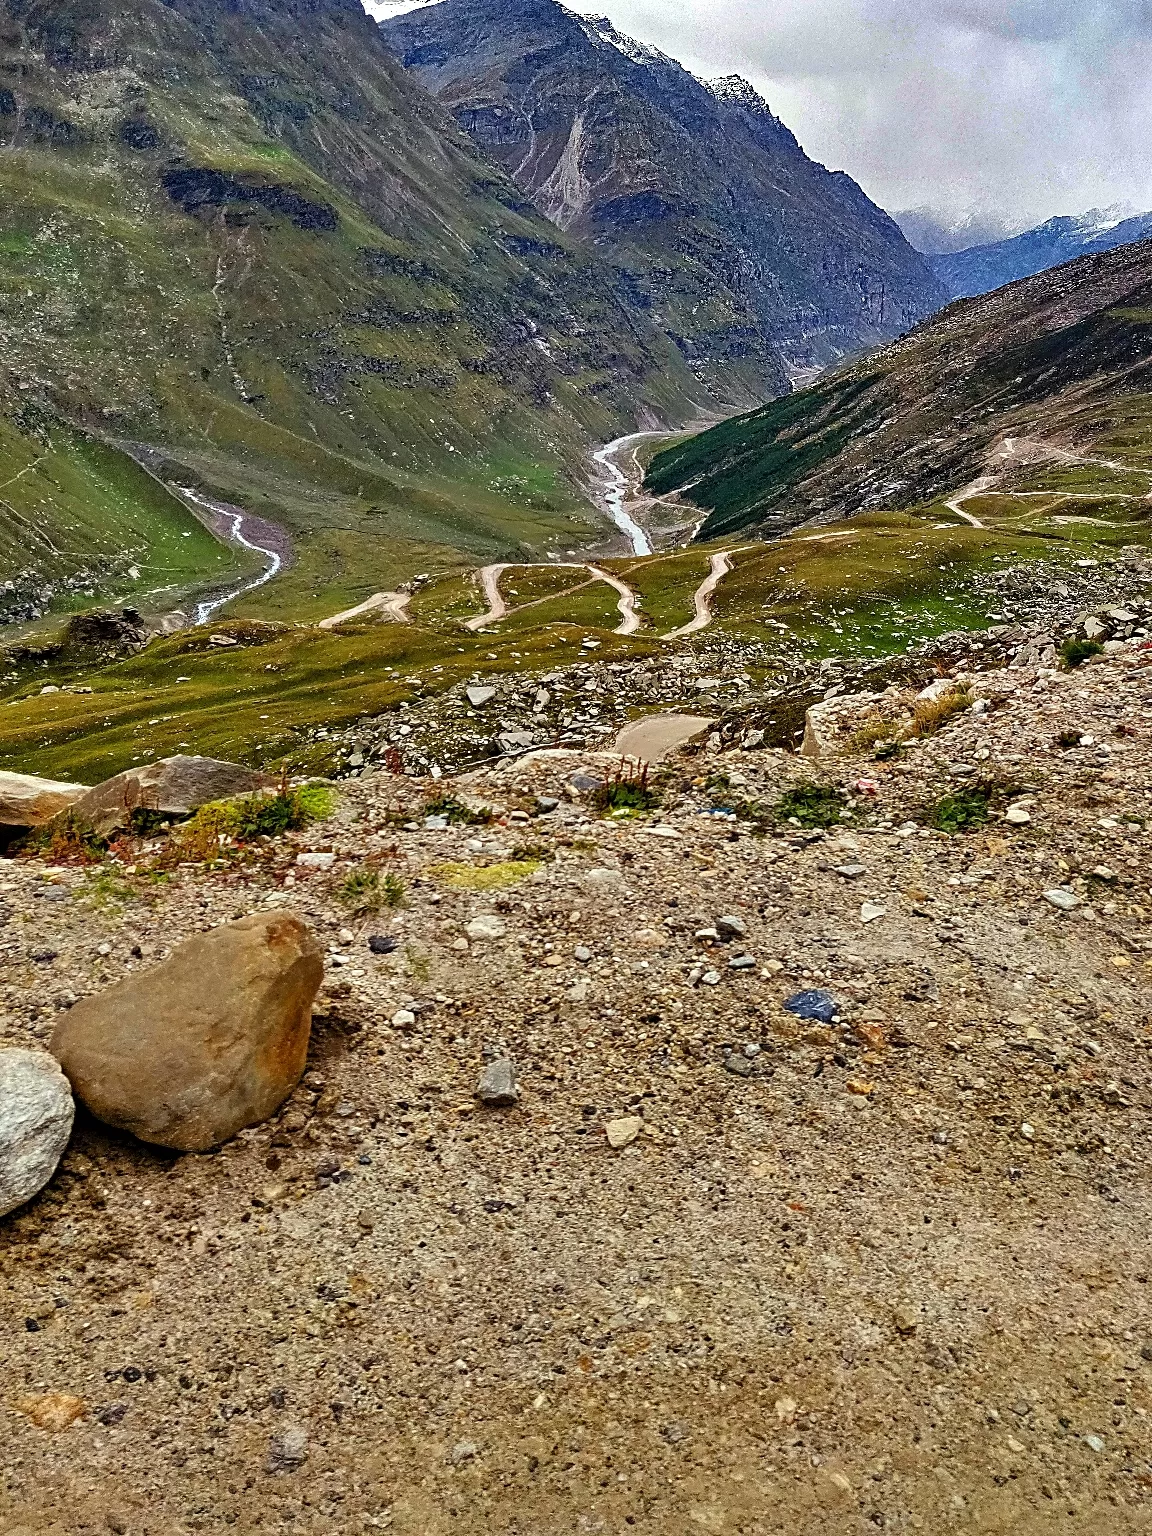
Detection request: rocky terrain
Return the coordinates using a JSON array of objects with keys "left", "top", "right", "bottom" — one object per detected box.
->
[
  {"left": 380, "top": 0, "right": 944, "bottom": 399},
  {"left": 646, "top": 236, "right": 1152, "bottom": 541},
  {"left": 2, "top": 609, "right": 1152, "bottom": 1533}
]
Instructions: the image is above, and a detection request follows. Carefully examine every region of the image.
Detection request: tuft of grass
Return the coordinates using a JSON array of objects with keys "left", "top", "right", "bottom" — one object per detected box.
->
[
  {"left": 431, "top": 860, "right": 543, "bottom": 890},
  {"left": 1060, "top": 638, "right": 1105, "bottom": 669},
  {"left": 159, "top": 783, "right": 334, "bottom": 865},
  {"left": 591, "top": 761, "right": 661, "bottom": 816},
  {"left": 774, "top": 783, "right": 848, "bottom": 829},
  {"left": 848, "top": 714, "right": 903, "bottom": 754},
  {"left": 423, "top": 793, "right": 494, "bottom": 826},
  {"left": 22, "top": 811, "right": 105, "bottom": 865},
  {"left": 910, "top": 688, "right": 974, "bottom": 738},
  {"left": 339, "top": 864, "right": 382, "bottom": 914}
]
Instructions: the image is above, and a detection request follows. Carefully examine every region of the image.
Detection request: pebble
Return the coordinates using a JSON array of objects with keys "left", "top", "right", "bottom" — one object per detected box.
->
[
  {"left": 860, "top": 902, "right": 888, "bottom": 924},
  {"left": 450, "top": 1440, "right": 479, "bottom": 1464},
  {"left": 1005, "top": 806, "right": 1031, "bottom": 825},
  {"left": 1084, "top": 1434, "right": 1106, "bottom": 1453},
  {"left": 1043, "top": 889, "right": 1081, "bottom": 912},
  {"left": 834, "top": 864, "right": 867, "bottom": 879},
  {"left": 536, "top": 796, "right": 560, "bottom": 814},
  {"left": 476, "top": 1059, "right": 519, "bottom": 1108},
  {"left": 785, "top": 989, "right": 838, "bottom": 1024},
  {"left": 267, "top": 1426, "right": 309, "bottom": 1472},
  {"left": 391, "top": 1009, "right": 416, "bottom": 1030},
  {"left": 368, "top": 935, "right": 399, "bottom": 955},
  {"left": 728, "top": 954, "right": 756, "bottom": 970},
  {"left": 715, "top": 915, "right": 747, "bottom": 940},
  {"left": 296, "top": 852, "right": 335, "bottom": 870},
  {"left": 574, "top": 945, "right": 593, "bottom": 963},
  {"left": 466, "top": 915, "right": 507, "bottom": 940},
  {"left": 702, "top": 970, "right": 721, "bottom": 986},
  {"left": 605, "top": 1116, "right": 643, "bottom": 1149},
  {"left": 466, "top": 687, "right": 496, "bottom": 708},
  {"left": 724, "top": 1052, "right": 754, "bottom": 1077}
]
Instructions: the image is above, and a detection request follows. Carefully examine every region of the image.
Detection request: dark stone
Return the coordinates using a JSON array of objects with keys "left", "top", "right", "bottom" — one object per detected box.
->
[
  {"left": 119, "top": 118, "right": 160, "bottom": 150},
  {"left": 161, "top": 168, "right": 338, "bottom": 232},
  {"left": 784, "top": 989, "right": 839, "bottom": 1024},
  {"left": 368, "top": 934, "right": 399, "bottom": 955}
]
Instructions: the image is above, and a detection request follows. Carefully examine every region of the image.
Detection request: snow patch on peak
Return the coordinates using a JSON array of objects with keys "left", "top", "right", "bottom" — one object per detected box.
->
[
  {"left": 1072, "top": 203, "right": 1138, "bottom": 236},
  {"left": 569, "top": 9, "right": 674, "bottom": 67}
]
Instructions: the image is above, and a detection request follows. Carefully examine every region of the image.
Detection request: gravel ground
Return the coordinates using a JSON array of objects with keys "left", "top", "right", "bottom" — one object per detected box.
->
[{"left": 1, "top": 643, "right": 1151, "bottom": 1536}]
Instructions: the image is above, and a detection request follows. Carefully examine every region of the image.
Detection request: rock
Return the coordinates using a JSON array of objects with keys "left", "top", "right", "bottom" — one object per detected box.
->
[
  {"left": 466, "top": 914, "right": 506, "bottom": 940},
  {"left": 833, "top": 864, "right": 867, "bottom": 879},
  {"left": 724, "top": 1052, "right": 754, "bottom": 1077},
  {"left": 1083, "top": 616, "right": 1108, "bottom": 642},
  {"left": 801, "top": 691, "right": 909, "bottom": 759},
  {"left": 267, "top": 1425, "right": 309, "bottom": 1472},
  {"left": 15, "top": 1392, "right": 87, "bottom": 1431},
  {"left": 51, "top": 913, "right": 323, "bottom": 1152},
  {"left": 71, "top": 755, "right": 272, "bottom": 837},
  {"left": 728, "top": 955, "right": 756, "bottom": 971},
  {"left": 368, "top": 934, "right": 399, "bottom": 955},
  {"left": 536, "top": 796, "right": 560, "bottom": 814},
  {"left": 1005, "top": 806, "right": 1031, "bottom": 826},
  {"left": 0, "top": 1050, "right": 75, "bottom": 1218},
  {"left": 0, "top": 771, "right": 88, "bottom": 828},
  {"left": 785, "top": 989, "right": 838, "bottom": 1024},
  {"left": 450, "top": 1440, "right": 478, "bottom": 1465},
  {"left": 497, "top": 731, "right": 536, "bottom": 755},
  {"left": 860, "top": 902, "right": 888, "bottom": 924},
  {"left": 466, "top": 686, "right": 496, "bottom": 708},
  {"left": 297, "top": 851, "right": 336, "bottom": 869},
  {"left": 574, "top": 945, "right": 593, "bottom": 963},
  {"left": 1043, "top": 889, "right": 1081, "bottom": 913},
  {"left": 477, "top": 1058, "right": 519, "bottom": 1107},
  {"left": 391, "top": 1009, "right": 417, "bottom": 1030},
  {"left": 606, "top": 1116, "right": 644, "bottom": 1149},
  {"left": 743, "top": 730, "right": 766, "bottom": 750},
  {"left": 715, "top": 915, "right": 747, "bottom": 941}
]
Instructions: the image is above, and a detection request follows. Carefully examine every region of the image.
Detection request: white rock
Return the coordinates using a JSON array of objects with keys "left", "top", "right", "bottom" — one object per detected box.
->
[
  {"left": 391, "top": 1009, "right": 417, "bottom": 1030},
  {"left": 0, "top": 1050, "right": 75, "bottom": 1218},
  {"left": 860, "top": 903, "right": 888, "bottom": 924},
  {"left": 466, "top": 915, "right": 506, "bottom": 940},
  {"left": 466, "top": 687, "right": 496, "bottom": 708},
  {"left": 606, "top": 1116, "right": 644, "bottom": 1149},
  {"left": 296, "top": 852, "right": 336, "bottom": 870},
  {"left": 1043, "top": 889, "right": 1080, "bottom": 912},
  {"left": 1005, "top": 807, "right": 1032, "bottom": 826}
]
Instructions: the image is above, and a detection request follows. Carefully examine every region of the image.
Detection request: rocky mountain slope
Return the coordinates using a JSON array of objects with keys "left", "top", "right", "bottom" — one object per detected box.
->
[
  {"left": 932, "top": 206, "right": 1152, "bottom": 301},
  {"left": 645, "top": 236, "right": 1152, "bottom": 540},
  {"left": 0, "top": 0, "right": 713, "bottom": 624},
  {"left": 2, "top": 624, "right": 1152, "bottom": 1533},
  {"left": 379, "top": 0, "right": 945, "bottom": 400}
]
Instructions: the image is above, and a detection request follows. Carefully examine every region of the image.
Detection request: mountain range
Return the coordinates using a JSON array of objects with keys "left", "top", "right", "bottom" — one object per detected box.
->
[
  {"left": 645, "top": 235, "right": 1152, "bottom": 540},
  {"left": 929, "top": 206, "right": 1152, "bottom": 302},
  {"left": 378, "top": 0, "right": 945, "bottom": 398}
]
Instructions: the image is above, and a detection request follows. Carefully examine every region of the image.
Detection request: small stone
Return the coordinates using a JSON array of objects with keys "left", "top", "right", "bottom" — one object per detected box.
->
[
  {"left": 450, "top": 1440, "right": 478, "bottom": 1465},
  {"left": 267, "top": 1425, "right": 309, "bottom": 1471},
  {"left": 701, "top": 970, "right": 722, "bottom": 986},
  {"left": 894, "top": 1309, "right": 918, "bottom": 1337},
  {"left": 296, "top": 852, "right": 336, "bottom": 870},
  {"left": 338, "top": 928, "right": 355, "bottom": 945},
  {"left": 391, "top": 1009, "right": 417, "bottom": 1030},
  {"left": 724, "top": 1052, "right": 754, "bottom": 1078},
  {"left": 728, "top": 954, "right": 756, "bottom": 971},
  {"left": 715, "top": 915, "right": 747, "bottom": 941},
  {"left": 860, "top": 902, "right": 888, "bottom": 924},
  {"left": 536, "top": 796, "right": 560, "bottom": 814},
  {"left": 1043, "top": 889, "right": 1080, "bottom": 912},
  {"left": 574, "top": 945, "right": 593, "bottom": 963},
  {"left": 1005, "top": 806, "right": 1031, "bottom": 826},
  {"left": 15, "top": 1392, "right": 87, "bottom": 1431},
  {"left": 466, "top": 687, "right": 496, "bottom": 708},
  {"left": 466, "top": 915, "right": 506, "bottom": 940},
  {"left": 368, "top": 935, "right": 398, "bottom": 955},
  {"left": 1021, "top": 1123, "right": 1035, "bottom": 1141},
  {"left": 1084, "top": 1433, "right": 1106, "bottom": 1453},
  {"left": 833, "top": 864, "right": 867, "bottom": 879},
  {"left": 606, "top": 1116, "right": 643, "bottom": 1149},
  {"left": 784, "top": 989, "right": 838, "bottom": 1025},
  {"left": 1092, "top": 866, "right": 1117, "bottom": 882},
  {"left": 0, "top": 1049, "right": 75, "bottom": 1218},
  {"left": 477, "top": 1059, "right": 518, "bottom": 1108}
]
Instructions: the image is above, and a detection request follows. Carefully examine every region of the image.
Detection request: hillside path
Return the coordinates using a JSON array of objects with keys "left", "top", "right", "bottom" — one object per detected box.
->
[
  {"left": 319, "top": 591, "right": 412, "bottom": 629},
  {"left": 663, "top": 552, "right": 734, "bottom": 639},
  {"left": 465, "top": 562, "right": 641, "bottom": 636}
]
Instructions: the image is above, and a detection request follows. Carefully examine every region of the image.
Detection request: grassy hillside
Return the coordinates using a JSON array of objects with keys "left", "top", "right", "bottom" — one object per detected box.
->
[
  {"left": 646, "top": 238, "right": 1152, "bottom": 540},
  {"left": 0, "top": 0, "right": 711, "bottom": 624}
]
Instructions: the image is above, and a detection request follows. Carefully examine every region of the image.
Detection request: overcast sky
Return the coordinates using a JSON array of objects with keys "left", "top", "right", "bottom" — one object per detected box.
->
[{"left": 367, "top": 0, "right": 1152, "bottom": 228}]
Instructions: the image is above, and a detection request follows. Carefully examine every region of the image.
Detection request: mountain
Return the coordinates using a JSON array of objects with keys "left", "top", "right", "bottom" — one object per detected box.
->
[
  {"left": 645, "top": 236, "right": 1152, "bottom": 540},
  {"left": 0, "top": 0, "right": 712, "bottom": 625},
  {"left": 378, "top": 0, "right": 945, "bottom": 399},
  {"left": 894, "top": 206, "right": 1027, "bottom": 257},
  {"left": 931, "top": 206, "right": 1152, "bottom": 301}
]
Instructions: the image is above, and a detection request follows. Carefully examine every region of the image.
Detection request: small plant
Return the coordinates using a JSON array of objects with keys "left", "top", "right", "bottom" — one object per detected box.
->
[
  {"left": 927, "top": 786, "right": 992, "bottom": 835},
  {"left": 1060, "top": 638, "right": 1104, "bottom": 670},
  {"left": 405, "top": 944, "right": 431, "bottom": 983},
  {"left": 24, "top": 811, "right": 105, "bottom": 865},
  {"left": 230, "top": 782, "right": 334, "bottom": 838},
  {"left": 382, "top": 872, "right": 407, "bottom": 908},
  {"left": 339, "top": 865, "right": 382, "bottom": 914},
  {"left": 423, "top": 793, "right": 493, "bottom": 826},
  {"left": 431, "top": 860, "right": 542, "bottom": 890},
  {"left": 910, "top": 688, "right": 974, "bottom": 739},
  {"left": 592, "top": 761, "right": 661, "bottom": 816},
  {"left": 773, "top": 783, "right": 848, "bottom": 829},
  {"left": 848, "top": 714, "right": 903, "bottom": 754}
]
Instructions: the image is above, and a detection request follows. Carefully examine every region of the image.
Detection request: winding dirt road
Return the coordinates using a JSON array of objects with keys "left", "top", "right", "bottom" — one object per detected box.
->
[
  {"left": 319, "top": 591, "right": 412, "bottom": 630},
  {"left": 466, "top": 562, "right": 641, "bottom": 636},
  {"left": 663, "top": 552, "right": 735, "bottom": 639}
]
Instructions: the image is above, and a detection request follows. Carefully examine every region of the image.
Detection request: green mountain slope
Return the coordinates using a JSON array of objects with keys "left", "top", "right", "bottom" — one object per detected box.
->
[
  {"left": 0, "top": 0, "right": 711, "bottom": 623},
  {"left": 646, "top": 238, "right": 1152, "bottom": 540}
]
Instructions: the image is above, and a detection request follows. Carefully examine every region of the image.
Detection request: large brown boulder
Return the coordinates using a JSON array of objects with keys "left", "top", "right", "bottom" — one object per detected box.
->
[
  {"left": 71, "top": 754, "right": 273, "bottom": 837},
  {"left": 51, "top": 913, "right": 323, "bottom": 1151},
  {"left": 0, "top": 771, "right": 88, "bottom": 827}
]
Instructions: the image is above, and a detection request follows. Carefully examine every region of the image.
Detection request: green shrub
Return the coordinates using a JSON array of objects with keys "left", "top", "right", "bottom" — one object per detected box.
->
[
  {"left": 1060, "top": 638, "right": 1104, "bottom": 669},
  {"left": 774, "top": 783, "right": 848, "bottom": 828},
  {"left": 927, "top": 786, "right": 992, "bottom": 834},
  {"left": 592, "top": 762, "right": 661, "bottom": 815}
]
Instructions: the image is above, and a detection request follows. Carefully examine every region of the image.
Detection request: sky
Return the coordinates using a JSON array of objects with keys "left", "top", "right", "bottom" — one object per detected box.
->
[{"left": 367, "top": 0, "right": 1152, "bottom": 230}]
